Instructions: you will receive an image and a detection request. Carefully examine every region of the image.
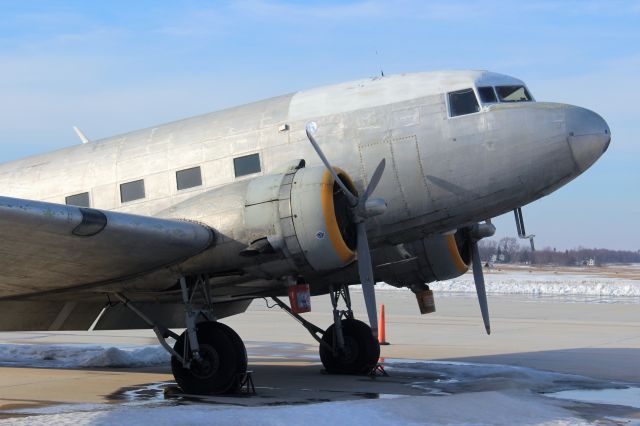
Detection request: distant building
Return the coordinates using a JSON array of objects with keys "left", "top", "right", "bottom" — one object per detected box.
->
[{"left": 577, "top": 258, "right": 596, "bottom": 267}]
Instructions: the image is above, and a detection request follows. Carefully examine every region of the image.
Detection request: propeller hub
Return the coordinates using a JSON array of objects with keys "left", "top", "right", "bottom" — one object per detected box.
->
[
  {"left": 470, "top": 221, "right": 496, "bottom": 241},
  {"left": 362, "top": 198, "right": 387, "bottom": 218}
]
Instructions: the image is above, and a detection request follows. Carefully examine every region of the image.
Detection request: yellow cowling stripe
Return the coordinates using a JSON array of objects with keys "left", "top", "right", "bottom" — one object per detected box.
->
[
  {"left": 446, "top": 234, "right": 469, "bottom": 274},
  {"left": 321, "top": 168, "right": 356, "bottom": 264}
]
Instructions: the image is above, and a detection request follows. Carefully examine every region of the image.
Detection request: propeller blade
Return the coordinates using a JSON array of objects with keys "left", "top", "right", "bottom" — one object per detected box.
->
[
  {"left": 356, "top": 222, "right": 378, "bottom": 337},
  {"left": 471, "top": 240, "right": 491, "bottom": 334},
  {"left": 361, "top": 158, "right": 386, "bottom": 203},
  {"left": 305, "top": 122, "right": 358, "bottom": 207},
  {"left": 305, "top": 121, "right": 387, "bottom": 338}
]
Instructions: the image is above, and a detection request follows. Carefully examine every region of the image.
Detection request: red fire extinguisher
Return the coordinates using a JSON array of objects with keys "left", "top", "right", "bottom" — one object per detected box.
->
[{"left": 288, "top": 282, "right": 311, "bottom": 314}]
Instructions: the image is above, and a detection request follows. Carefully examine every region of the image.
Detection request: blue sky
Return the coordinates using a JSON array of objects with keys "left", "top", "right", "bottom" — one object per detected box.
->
[{"left": 0, "top": 1, "right": 638, "bottom": 250}]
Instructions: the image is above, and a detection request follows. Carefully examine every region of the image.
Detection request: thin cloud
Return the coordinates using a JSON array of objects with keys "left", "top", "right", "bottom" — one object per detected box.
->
[
  {"left": 157, "top": 7, "right": 232, "bottom": 38},
  {"left": 231, "top": 0, "right": 386, "bottom": 20}
]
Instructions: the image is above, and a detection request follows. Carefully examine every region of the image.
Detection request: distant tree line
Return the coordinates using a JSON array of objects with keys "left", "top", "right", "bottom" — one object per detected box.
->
[{"left": 478, "top": 237, "right": 640, "bottom": 266}]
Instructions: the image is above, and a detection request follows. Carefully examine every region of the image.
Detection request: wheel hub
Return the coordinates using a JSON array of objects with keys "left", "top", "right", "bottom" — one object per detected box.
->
[
  {"left": 190, "top": 344, "right": 220, "bottom": 379},
  {"left": 338, "top": 336, "right": 359, "bottom": 364}
]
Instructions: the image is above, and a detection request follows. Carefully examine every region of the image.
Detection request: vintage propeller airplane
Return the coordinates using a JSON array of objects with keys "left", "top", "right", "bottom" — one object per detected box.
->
[{"left": 0, "top": 70, "right": 610, "bottom": 394}]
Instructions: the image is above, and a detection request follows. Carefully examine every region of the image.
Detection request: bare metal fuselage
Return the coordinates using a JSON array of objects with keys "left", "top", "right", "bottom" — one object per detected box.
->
[{"left": 0, "top": 71, "right": 609, "bottom": 299}]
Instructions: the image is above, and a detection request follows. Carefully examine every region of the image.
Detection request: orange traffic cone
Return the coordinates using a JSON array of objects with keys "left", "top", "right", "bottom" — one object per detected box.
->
[{"left": 378, "top": 303, "right": 390, "bottom": 345}]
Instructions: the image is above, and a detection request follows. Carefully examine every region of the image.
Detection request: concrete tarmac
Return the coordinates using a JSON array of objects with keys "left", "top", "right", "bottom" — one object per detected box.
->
[{"left": 1, "top": 290, "right": 639, "bottom": 416}]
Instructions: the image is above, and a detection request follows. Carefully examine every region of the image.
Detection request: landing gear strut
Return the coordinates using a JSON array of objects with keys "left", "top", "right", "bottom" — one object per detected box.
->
[
  {"left": 273, "top": 284, "right": 380, "bottom": 375},
  {"left": 115, "top": 275, "right": 247, "bottom": 395},
  {"left": 320, "top": 285, "right": 380, "bottom": 374}
]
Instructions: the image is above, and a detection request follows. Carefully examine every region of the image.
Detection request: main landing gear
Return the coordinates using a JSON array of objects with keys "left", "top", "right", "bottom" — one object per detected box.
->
[
  {"left": 117, "top": 279, "right": 378, "bottom": 395},
  {"left": 171, "top": 320, "right": 247, "bottom": 394},
  {"left": 115, "top": 275, "right": 248, "bottom": 395},
  {"left": 273, "top": 284, "right": 380, "bottom": 375}
]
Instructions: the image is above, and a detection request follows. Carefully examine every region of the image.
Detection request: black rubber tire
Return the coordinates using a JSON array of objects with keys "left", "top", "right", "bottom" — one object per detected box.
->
[
  {"left": 208, "top": 321, "right": 248, "bottom": 394},
  {"left": 171, "top": 321, "right": 239, "bottom": 395},
  {"left": 319, "top": 318, "right": 380, "bottom": 375}
]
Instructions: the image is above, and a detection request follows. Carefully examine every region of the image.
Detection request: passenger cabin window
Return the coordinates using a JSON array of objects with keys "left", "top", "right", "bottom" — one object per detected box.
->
[
  {"left": 120, "top": 179, "right": 145, "bottom": 203},
  {"left": 448, "top": 89, "right": 480, "bottom": 117},
  {"left": 65, "top": 192, "right": 90, "bottom": 207},
  {"left": 234, "top": 153, "right": 261, "bottom": 177},
  {"left": 176, "top": 166, "right": 202, "bottom": 190},
  {"left": 496, "top": 85, "right": 532, "bottom": 102},
  {"left": 478, "top": 86, "right": 498, "bottom": 103}
]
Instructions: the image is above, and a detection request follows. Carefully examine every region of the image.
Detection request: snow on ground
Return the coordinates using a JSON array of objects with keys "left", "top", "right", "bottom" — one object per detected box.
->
[
  {"left": 0, "top": 392, "right": 587, "bottom": 426},
  {"left": 359, "top": 271, "right": 640, "bottom": 298},
  {"left": 428, "top": 274, "right": 640, "bottom": 297},
  {"left": 1, "top": 346, "right": 639, "bottom": 425},
  {"left": 0, "top": 343, "right": 169, "bottom": 368},
  {"left": 1, "top": 364, "right": 637, "bottom": 426}
]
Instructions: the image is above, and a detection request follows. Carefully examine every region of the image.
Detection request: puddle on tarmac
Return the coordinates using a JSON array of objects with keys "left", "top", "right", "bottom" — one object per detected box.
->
[
  {"left": 105, "top": 360, "right": 640, "bottom": 413},
  {"left": 107, "top": 381, "right": 173, "bottom": 403},
  {"left": 106, "top": 381, "right": 251, "bottom": 407},
  {"left": 105, "top": 380, "right": 405, "bottom": 408}
]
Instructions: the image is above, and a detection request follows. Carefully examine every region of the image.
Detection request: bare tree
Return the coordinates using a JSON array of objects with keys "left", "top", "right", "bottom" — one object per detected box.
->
[{"left": 478, "top": 237, "right": 640, "bottom": 265}]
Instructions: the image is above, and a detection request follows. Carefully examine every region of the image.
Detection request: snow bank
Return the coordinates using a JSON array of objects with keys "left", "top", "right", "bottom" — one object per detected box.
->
[
  {"left": 359, "top": 273, "right": 640, "bottom": 298},
  {"left": 0, "top": 344, "right": 169, "bottom": 368},
  {"left": 429, "top": 275, "right": 640, "bottom": 297}
]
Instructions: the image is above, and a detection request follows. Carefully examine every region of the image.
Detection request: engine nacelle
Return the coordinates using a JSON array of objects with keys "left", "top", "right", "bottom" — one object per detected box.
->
[
  {"left": 374, "top": 231, "right": 472, "bottom": 287},
  {"left": 241, "top": 162, "right": 359, "bottom": 273},
  {"left": 284, "top": 166, "right": 357, "bottom": 271},
  {"left": 161, "top": 160, "right": 359, "bottom": 276}
]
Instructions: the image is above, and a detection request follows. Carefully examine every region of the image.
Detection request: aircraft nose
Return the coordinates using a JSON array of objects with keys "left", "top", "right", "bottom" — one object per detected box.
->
[{"left": 566, "top": 106, "right": 611, "bottom": 172}]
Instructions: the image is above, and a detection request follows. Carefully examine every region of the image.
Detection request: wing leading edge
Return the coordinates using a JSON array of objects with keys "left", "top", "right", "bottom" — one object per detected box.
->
[{"left": 0, "top": 196, "right": 214, "bottom": 299}]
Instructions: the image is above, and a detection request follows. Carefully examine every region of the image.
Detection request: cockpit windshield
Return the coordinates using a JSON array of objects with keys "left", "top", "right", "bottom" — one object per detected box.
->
[
  {"left": 495, "top": 85, "right": 532, "bottom": 102},
  {"left": 477, "top": 86, "right": 498, "bottom": 103},
  {"left": 447, "top": 83, "right": 533, "bottom": 118},
  {"left": 448, "top": 88, "right": 480, "bottom": 117}
]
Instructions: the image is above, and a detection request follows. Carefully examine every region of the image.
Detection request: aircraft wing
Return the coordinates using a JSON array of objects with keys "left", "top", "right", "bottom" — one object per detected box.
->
[{"left": 0, "top": 196, "right": 214, "bottom": 300}]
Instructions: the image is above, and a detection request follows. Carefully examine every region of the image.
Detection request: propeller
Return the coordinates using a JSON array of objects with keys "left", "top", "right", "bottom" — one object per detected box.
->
[
  {"left": 305, "top": 122, "right": 386, "bottom": 337},
  {"left": 469, "top": 221, "right": 496, "bottom": 335}
]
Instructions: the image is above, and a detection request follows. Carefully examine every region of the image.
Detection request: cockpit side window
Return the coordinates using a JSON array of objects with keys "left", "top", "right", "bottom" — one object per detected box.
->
[
  {"left": 448, "top": 88, "right": 480, "bottom": 117},
  {"left": 478, "top": 86, "right": 498, "bottom": 103},
  {"left": 495, "top": 85, "right": 532, "bottom": 102}
]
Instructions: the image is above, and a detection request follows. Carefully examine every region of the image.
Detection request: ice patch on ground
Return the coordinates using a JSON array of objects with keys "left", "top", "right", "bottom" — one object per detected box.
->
[
  {"left": 383, "top": 359, "right": 615, "bottom": 396},
  {"left": 546, "top": 387, "right": 640, "bottom": 409},
  {"left": 3, "top": 354, "right": 639, "bottom": 424},
  {"left": 0, "top": 344, "right": 169, "bottom": 368},
  {"left": 1, "top": 392, "right": 585, "bottom": 426}
]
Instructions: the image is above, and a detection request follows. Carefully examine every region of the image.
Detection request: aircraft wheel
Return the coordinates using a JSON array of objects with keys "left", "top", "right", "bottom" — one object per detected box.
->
[
  {"left": 209, "top": 321, "right": 248, "bottom": 393},
  {"left": 319, "top": 318, "right": 380, "bottom": 375},
  {"left": 171, "top": 321, "right": 244, "bottom": 395}
]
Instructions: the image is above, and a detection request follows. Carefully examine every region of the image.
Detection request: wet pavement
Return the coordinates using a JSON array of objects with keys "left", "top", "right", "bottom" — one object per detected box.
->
[{"left": 1, "top": 291, "right": 639, "bottom": 424}]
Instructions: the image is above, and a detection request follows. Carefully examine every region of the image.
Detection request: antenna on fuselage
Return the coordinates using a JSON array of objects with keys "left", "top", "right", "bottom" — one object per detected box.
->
[
  {"left": 375, "top": 49, "right": 384, "bottom": 77},
  {"left": 73, "top": 126, "right": 90, "bottom": 144}
]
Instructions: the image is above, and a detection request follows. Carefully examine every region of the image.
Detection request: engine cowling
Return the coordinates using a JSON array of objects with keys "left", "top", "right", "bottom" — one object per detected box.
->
[
  {"left": 216, "top": 161, "right": 360, "bottom": 275},
  {"left": 159, "top": 160, "right": 360, "bottom": 277},
  {"left": 284, "top": 166, "right": 357, "bottom": 271},
  {"left": 374, "top": 231, "right": 472, "bottom": 287}
]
